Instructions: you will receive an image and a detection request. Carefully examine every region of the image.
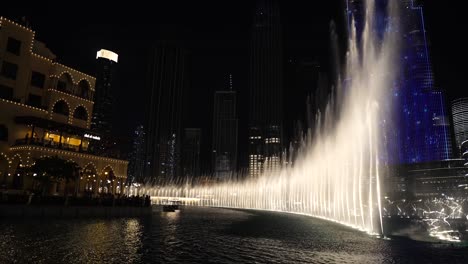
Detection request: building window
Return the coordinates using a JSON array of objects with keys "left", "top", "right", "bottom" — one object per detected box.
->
[
  {"left": 52, "top": 100, "right": 69, "bottom": 116},
  {"left": 1, "top": 61, "right": 18, "bottom": 80},
  {"left": 6, "top": 37, "right": 21, "bottom": 56},
  {"left": 27, "top": 94, "right": 42, "bottom": 108},
  {"left": 73, "top": 106, "right": 88, "bottom": 121},
  {"left": 0, "top": 84, "right": 13, "bottom": 100},
  {"left": 57, "top": 81, "right": 66, "bottom": 92},
  {"left": 31, "top": 71, "right": 45, "bottom": 88},
  {"left": 0, "top": 125, "right": 7, "bottom": 141}
]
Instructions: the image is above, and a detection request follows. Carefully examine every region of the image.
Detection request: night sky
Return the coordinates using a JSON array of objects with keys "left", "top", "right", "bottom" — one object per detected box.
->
[{"left": 3, "top": 1, "right": 467, "bottom": 168}]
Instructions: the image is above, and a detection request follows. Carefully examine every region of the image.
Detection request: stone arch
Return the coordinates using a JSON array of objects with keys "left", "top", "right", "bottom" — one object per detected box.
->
[
  {"left": 0, "top": 153, "right": 9, "bottom": 187},
  {"left": 81, "top": 162, "right": 98, "bottom": 193},
  {"left": 57, "top": 72, "right": 74, "bottom": 93},
  {"left": 73, "top": 105, "right": 88, "bottom": 121},
  {"left": 77, "top": 79, "right": 91, "bottom": 99},
  {"left": 0, "top": 124, "right": 8, "bottom": 141},
  {"left": 100, "top": 165, "right": 115, "bottom": 194},
  {"left": 52, "top": 99, "right": 70, "bottom": 116},
  {"left": 10, "top": 154, "right": 24, "bottom": 189}
]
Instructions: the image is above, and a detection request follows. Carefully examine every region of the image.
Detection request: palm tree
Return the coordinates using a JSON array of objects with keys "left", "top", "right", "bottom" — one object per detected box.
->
[{"left": 31, "top": 156, "right": 80, "bottom": 197}]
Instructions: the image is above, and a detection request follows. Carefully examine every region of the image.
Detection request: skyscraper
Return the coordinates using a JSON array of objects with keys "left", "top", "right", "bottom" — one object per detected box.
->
[
  {"left": 249, "top": 0, "right": 283, "bottom": 177},
  {"left": 128, "top": 125, "right": 146, "bottom": 183},
  {"left": 213, "top": 75, "right": 238, "bottom": 180},
  {"left": 182, "top": 128, "right": 201, "bottom": 181},
  {"left": 284, "top": 59, "right": 322, "bottom": 163},
  {"left": 451, "top": 98, "right": 468, "bottom": 155},
  {"left": 92, "top": 49, "right": 118, "bottom": 135},
  {"left": 144, "top": 44, "right": 187, "bottom": 184},
  {"left": 346, "top": 0, "right": 453, "bottom": 164}
]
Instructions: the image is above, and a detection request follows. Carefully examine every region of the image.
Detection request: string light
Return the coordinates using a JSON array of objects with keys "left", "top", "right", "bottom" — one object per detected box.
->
[
  {"left": 1, "top": 16, "right": 127, "bottom": 182},
  {"left": 9, "top": 146, "right": 127, "bottom": 177},
  {"left": 0, "top": 98, "right": 48, "bottom": 112},
  {"left": 47, "top": 89, "right": 94, "bottom": 104}
]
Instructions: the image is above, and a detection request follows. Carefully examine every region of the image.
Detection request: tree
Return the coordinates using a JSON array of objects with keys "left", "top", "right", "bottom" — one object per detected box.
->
[{"left": 31, "top": 156, "right": 80, "bottom": 196}]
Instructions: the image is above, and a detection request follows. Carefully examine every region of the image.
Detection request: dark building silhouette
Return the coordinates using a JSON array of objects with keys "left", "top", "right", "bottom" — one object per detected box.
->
[
  {"left": 128, "top": 125, "right": 145, "bottom": 183},
  {"left": 90, "top": 49, "right": 119, "bottom": 156},
  {"left": 452, "top": 98, "right": 468, "bottom": 155},
  {"left": 213, "top": 75, "right": 238, "bottom": 180},
  {"left": 92, "top": 49, "right": 117, "bottom": 135},
  {"left": 249, "top": 0, "right": 283, "bottom": 177},
  {"left": 182, "top": 128, "right": 201, "bottom": 181},
  {"left": 144, "top": 44, "right": 187, "bottom": 184}
]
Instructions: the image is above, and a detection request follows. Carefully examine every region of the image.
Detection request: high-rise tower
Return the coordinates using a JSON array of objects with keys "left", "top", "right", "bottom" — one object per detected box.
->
[
  {"left": 128, "top": 125, "right": 146, "bottom": 184},
  {"left": 213, "top": 74, "right": 238, "bottom": 180},
  {"left": 182, "top": 128, "right": 201, "bottom": 180},
  {"left": 346, "top": 0, "right": 453, "bottom": 164},
  {"left": 92, "top": 49, "right": 118, "bottom": 135},
  {"left": 144, "top": 44, "right": 187, "bottom": 184},
  {"left": 249, "top": 0, "right": 283, "bottom": 177}
]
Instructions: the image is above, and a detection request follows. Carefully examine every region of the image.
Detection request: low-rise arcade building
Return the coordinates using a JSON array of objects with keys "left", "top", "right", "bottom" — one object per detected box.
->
[{"left": 0, "top": 17, "right": 128, "bottom": 195}]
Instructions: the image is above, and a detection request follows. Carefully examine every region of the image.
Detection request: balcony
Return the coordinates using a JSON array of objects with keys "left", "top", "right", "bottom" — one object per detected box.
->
[{"left": 14, "top": 138, "right": 89, "bottom": 154}]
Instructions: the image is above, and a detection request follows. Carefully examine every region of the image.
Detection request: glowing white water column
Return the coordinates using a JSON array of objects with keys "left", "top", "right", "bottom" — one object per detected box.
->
[{"left": 148, "top": 0, "right": 399, "bottom": 235}]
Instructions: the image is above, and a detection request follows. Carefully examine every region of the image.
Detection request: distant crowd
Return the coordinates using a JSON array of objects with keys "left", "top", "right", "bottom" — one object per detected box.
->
[{"left": 0, "top": 191, "right": 152, "bottom": 207}]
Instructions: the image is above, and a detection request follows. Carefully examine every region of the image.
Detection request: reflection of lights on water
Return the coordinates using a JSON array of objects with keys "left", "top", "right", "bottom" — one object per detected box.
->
[
  {"left": 126, "top": 219, "right": 141, "bottom": 235},
  {"left": 164, "top": 211, "right": 180, "bottom": 221},
  {"left": 429, "top": 230, "right": 461, "bottom": 243}
]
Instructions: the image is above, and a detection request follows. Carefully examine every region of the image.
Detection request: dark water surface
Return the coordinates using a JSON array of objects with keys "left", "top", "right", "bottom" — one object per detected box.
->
[{"left": 1, "top": 207, "right": 467, "bottom": 263}]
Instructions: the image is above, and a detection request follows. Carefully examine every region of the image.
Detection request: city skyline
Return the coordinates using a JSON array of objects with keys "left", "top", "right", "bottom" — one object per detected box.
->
[
  {"left": 3, "top": 1, "right": 468, "bottom": 262},
  {"left": 2, "top": 1, "right": 464, "bottom": 143},
  {"left": 2, "top": 2, "right": 465, "bottom": 173}
]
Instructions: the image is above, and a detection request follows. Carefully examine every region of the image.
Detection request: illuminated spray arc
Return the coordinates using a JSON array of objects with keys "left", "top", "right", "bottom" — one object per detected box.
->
[{"left": 143, "top": 0, "right": 399, "bottom": 235}]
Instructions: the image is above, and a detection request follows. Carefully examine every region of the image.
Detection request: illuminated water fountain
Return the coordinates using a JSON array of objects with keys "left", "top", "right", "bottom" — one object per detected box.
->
[{"left": 142, "top": 0, "right": 399, "bottom": 235}]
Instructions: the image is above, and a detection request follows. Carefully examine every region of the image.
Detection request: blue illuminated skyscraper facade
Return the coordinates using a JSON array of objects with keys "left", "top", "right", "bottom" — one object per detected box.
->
[{"left": 346, "top": 0, "right": 453, "bottom": 164}]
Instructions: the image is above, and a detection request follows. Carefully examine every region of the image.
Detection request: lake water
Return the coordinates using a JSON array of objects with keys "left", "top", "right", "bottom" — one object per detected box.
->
[{"left": 1, "top": 206, "right": 467, "bottom": 263}]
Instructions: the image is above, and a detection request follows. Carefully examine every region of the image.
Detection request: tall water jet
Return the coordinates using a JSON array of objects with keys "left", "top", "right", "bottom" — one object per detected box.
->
[{"left": 145, "top": 0, "right": 399, "bottom": 235}]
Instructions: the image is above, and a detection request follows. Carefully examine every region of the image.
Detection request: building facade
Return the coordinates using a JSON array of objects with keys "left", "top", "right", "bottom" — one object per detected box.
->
[
  {"left": 212, "top": 86, "right": 238, "bottom": 181},
  {"left": 451, "top": 98, "right": 468, "bottom": 155},
  {"left": 406, "top": 160, "right": 468, "bottom": 198},
  {"left": 144, "top": 44, "right": 187, "bottom": 184},
  {"left": 0, "top": 17, "right": 128, "bottom": 195},
  {"left": 249, "top": 0, "right": 283, "bottom": 177}
]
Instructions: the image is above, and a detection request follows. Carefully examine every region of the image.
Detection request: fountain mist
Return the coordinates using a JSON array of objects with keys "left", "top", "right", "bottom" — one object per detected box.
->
[{"left": 142, "top": 0, "right": 399, "bottom": 235}]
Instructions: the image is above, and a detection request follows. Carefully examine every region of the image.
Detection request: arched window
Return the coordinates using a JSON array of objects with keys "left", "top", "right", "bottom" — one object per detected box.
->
[
  {"left": 77, "top": 80, "right": 90, "bottom": 99},
  {"left": 0, "top": 125, "right": 8, "bottom": 141},
  {"left": 73, "top": 106, "right": 88, "bottom": 121},
  {"left": 52, "top": 100, "right": 69, "bottom": 116},
  {"left": 57, "top": 73, "right": 73, "bottom": 93}
]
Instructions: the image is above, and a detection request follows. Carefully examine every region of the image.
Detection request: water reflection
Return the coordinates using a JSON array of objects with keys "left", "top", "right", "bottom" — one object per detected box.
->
[{"left": 0, "top": 207, "right": 467, "bottom": 263}]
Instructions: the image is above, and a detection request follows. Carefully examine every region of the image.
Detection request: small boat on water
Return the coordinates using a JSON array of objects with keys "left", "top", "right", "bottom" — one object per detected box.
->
[
  {"left": 162, "top": 200, "right": 181, "bottom": 212},
  {"left": 162, "top": 204, "right": 179, "bottom": 212}
]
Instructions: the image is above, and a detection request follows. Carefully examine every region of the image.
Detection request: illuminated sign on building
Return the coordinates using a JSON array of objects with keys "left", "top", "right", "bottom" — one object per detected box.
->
[
  {"left": 96, "top": 49, "right": 118, "bottom": 63},
  {"left": 84, "top": 134, "right": 101, "bottom": 140}
]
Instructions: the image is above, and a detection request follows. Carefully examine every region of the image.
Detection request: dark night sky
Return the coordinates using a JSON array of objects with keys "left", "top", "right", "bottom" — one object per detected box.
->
[{"left": 3, "top": 1, "right": 467, "bottom": 168}]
